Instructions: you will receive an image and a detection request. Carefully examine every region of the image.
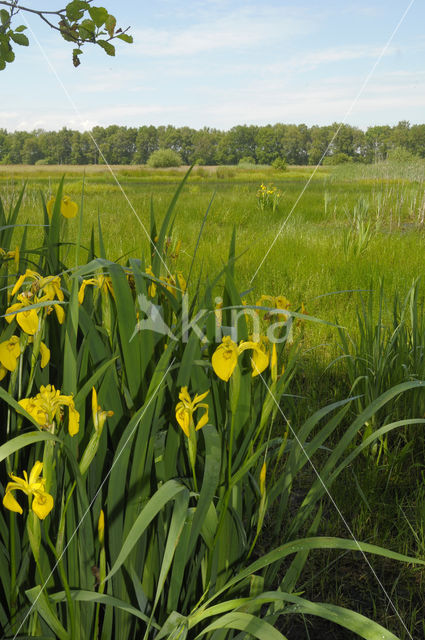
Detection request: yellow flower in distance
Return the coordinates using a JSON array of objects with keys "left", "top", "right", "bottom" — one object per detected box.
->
[
  {"left": 145, "top": 266, "right": 157, "bottom": 298},
  {"left": 0, "top": 335, "right": 20, "bottom": 371},
  {"left": 165, "top": 272, "right": 187, "bottom": 296},
  {"left": 256, "top": 294, "right": 291, "bottom": 321},
  {"left": 257, "top": 294, "right": 290, "bottom": 309},
  {"left": 212, "top": 336, "right": 269, "bottom": 381},
  {"left": 47, "top": 195, "right": 78, "bottom": 219},
  {"left": 175, "top": 387, "right": 209, "bottom": 437},
  {"left": 0, "top": 246, "right": 19, "bottom": 268},
  {"left": 3, "top": 461, "right": 54, "bottom": 520},
  {"left": 19, "top": 384, "right": 80, "bottom": 436},
  {"left": 78, "top": 275, "right": 114, "bottom": 304}
]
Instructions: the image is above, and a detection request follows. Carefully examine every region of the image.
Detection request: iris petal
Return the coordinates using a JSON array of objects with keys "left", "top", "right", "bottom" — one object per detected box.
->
[
  {"left": 211, "top": 338, "right": 238, "bottom": 382},
  {"left": 3, "top": 491, "right": 23, "bottom": 514},
  {"left": 32, "top": 492, "right": 54, "bottom": 519}
]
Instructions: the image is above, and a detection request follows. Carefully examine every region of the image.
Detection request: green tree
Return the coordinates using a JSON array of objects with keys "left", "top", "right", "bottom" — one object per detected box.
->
[
  {"left": 0, "top": 128, "right": 9, "bottom": 162},
  {"left": 22, "top": 135, "right": 42, "bottom": 164},
  {"left": 408, "top": 124, "right": 425, "bottom": 158},
  {"left": 108, "top": 126, "right": 137, "bottom": 164},
  {"left": 256, "top": 125, "right": 281, "bottom": 164},
  {"left": 364, "top": 125, "right": 392, "bottom": 163},
  {"left": 55, "top": 127, "right": 73, "bottom": 163},
  {"left": 134, "top": 126, "right": 159, "bottom": 164},
  {"left": 278, "top": 124, "right": 309, "bottom": 165},
  {"left": 216, "top": 126, "right": 258, "bottom": 165},
  {"left": 307, "top": 125, "right": 333, "bottom": 164},
  {"left": 330, "top": 123, "right": 364, "bottom": 160},
  {"left": 0, "top": 1, "right": 132, "bottom": 70},
  {"left": 91, "top": 125, "right": 108, "bottom": 164},
  {"left": 70, "top": 130, "right": 84, "bottom": 164},
  {"left": 2, "top": 130, "right": 29, "bottom": 163},
  {"left": 189, "top": 127, "right": 220, "bottom": 165},
  {"left": 157, "top": 125, "right": 195, "bottom": 164},
  {"left": 215, "top": 130, "right": 235, "bottom": 165},
  {"left": 390, "top": 120, "right": 410, "bottom": 150},
  {"left": 38, "top": 130, "right": 63, "bottom": 164}
]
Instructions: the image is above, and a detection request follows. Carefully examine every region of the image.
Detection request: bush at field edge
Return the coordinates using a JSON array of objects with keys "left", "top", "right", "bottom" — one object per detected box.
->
[{"left": 147, "top": 148, "right": 183, "bottom": 168}]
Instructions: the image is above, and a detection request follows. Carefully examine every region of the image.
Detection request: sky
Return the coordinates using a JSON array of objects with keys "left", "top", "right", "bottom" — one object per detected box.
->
[{"left": 1, "top": 0, "right": 425, "bottom": 132}]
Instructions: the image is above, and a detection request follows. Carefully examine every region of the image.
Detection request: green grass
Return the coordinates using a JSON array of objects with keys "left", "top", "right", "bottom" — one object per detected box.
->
[{"left": 2, "top": 162, "right": 425, "bottom": 369}]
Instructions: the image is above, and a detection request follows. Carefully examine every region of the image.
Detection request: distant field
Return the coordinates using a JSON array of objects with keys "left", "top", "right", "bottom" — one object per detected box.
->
[{"left": 2, "top": 161, "right": 425, "bottom": 367}]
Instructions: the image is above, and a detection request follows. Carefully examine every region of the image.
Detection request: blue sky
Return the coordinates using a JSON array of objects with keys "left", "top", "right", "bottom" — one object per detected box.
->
[{"left": 1, "top": 0, "right": 424, "bottom": 131}]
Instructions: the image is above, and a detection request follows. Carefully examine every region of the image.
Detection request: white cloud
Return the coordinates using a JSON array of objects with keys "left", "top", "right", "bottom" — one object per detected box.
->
[
  {"left": 6, "top": 66, "right": 425, "bottom": 131},
  {"left": 178, "top": 69, "right": 425, "bottom": 128},
  {"left": 284, "top": 45, "right": 397, "bottom": 71},
  {"left": 0, "top": 112, "right": 20, "bottom": 121},
  {"left": 10, "top": 105, "right": 185, "bottom": 131},
  {"left": 132, "top": 6, "right": 314, "bottom": 57}
]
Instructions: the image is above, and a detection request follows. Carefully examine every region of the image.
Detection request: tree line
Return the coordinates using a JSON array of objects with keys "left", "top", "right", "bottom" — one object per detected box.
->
[{"left": 1, "top": 120, "right": 424, "bottom": 166}]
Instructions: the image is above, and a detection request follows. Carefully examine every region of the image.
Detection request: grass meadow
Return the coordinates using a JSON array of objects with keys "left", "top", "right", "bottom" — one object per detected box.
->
[
  {"left": 2, "top": 161, "right": 425, "bottom": 360},
  {"left": 2, "top": 161, "right": 425, "bottom": 639}
]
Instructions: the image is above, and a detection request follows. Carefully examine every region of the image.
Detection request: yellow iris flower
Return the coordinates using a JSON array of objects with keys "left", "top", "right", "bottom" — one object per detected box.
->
[
  {"left": 47, "top": 195, "right": 78, "bottom": 219},
  {"left": 78, "top": 275, "right": 114, "bottom": 304},
  {"left": 175, "top": 387, "right": 209, "bottom": 437},
  {"left": 6, "top": 271, "right": 65, "bottom": 333},
  {"left": 256, "top": 294, "right": 291, "bottom": 321},
  {"left": 19, "top": 384, "right": 80, "bottom": 436},
  {"left": 211, "top": 336, "right": 269, "bottom": 382},
  {"left": 165, "top": 272, "right": 187, "bottom": 296},
  {"left": 0, "top": 246, "right": 19, "bottom": 268},
  {"left": 3, "top": 461, "right": 54, "bottom": 520},
  {"left": 12, "top": 270, "right": 64, "bottom": 302}
]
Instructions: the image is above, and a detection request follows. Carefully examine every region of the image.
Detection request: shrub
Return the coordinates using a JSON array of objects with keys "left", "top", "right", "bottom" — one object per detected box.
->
[
  {"left": 272, "top": 157, "right": 287, "bottom": 171},
  {"left": 147, "top": 148, "right": 182, "bottom": 168},
  {"left": 323, "top": 152, "right": 352, "bottom": 165},
  {"left": 386, "top": 146, "right": 420, "bottom": 163},
  {"left": 238, "top": 155, "right": 256, "bottom": 166},
  {"left": 35, "top": 157, "right": 50, "bottom": 165}
]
